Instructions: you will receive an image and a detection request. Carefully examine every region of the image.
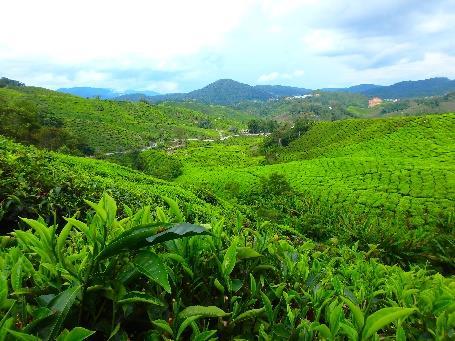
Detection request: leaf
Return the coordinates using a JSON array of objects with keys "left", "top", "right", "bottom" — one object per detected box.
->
[
  {"left": 20, "top": 218, "right": 52, "bottom": 248},
  {"left": 57, "top": 221, "right": 74, "bottom": 264},
  {"left": 261, "top": 291, "right": 274, "bottom": 324},
  {"left": 341, "top": 296, "right": 364, "bottom": 330},
  {"left": 117, "top": 291, "right": 164, "bottom": 306},
  {"left": 84, "top": 199, "right": 107, "bottom": 222},
  {"left": 340, "top": 322, "right": 358, "bottom": 340},
  {"left": 7, "top": 330, "right": 40, "bottom": 341},
  {"left": 63, "top": 218, "right": 92, "bottom": 242},
  {"left": 214, "top": 278, "right": 225, "bottom": 294},
  {"left": 177, "top": 315, "right": 200, "bottom": 340},
  {"left": 234, "top": 307, "right": 265, "bottom": 323},
  {"left": 312, "top": 323, "right": 332, "bottom": 340},
  {"left": 193, "top": 330, "right": 217, "bottom": 341},
  {"left": 163, "top": 197, "right": 184, "bottom": 223},
  {"left": 44, "top": 285, "right": 82, "bottom": 341},
  {"left": 151, "top": 319, "right": 174, "bottom": 336},
  {"left": 361, "top": 307, "right": 417, "bottom": 340},
  {"left": 178, "top": 306, "right": 229, "bottom": 319},
  {"left": 222, "top": 237, "right": 238, "bottom": 278},
  {"left": 145, "top": 223, "right": 210, "bottom": 246},
  {"left": 11, "top": 258, "right": 23, "bottom": 292},
  {"left": 96, "top": 222, "right": 168, "bottom": 260},
  {"left": 236, "top": 247, "right": 262, "bottom": 261},
  {"left": 60, "top": 327, "right": 95, "bottom": 341},
  {"left": 133, "top": 251, "right": 171, "bottom": 293}
]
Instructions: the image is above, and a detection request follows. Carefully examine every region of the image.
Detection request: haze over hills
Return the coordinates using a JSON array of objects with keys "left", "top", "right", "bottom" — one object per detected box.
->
[
  {"left": 57, "top": 86, "right": 160, "bottom": 99},
  {"left": 113, "top": 77, "right": 455, "bottom": 105},
  {"left": 322, "top": 84, "right": 383, "bottom": 93},
  {"left": 362, "top": 77, "right": 455, "bottom": 98}
]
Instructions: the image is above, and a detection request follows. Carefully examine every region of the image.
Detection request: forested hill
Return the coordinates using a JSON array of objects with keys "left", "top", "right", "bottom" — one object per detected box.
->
[
  {"left": 0, "top": 85, "right": 246, "bottom": 154},
  {"left": 362, "top": 77, "right": 455, "bottom": 98}
]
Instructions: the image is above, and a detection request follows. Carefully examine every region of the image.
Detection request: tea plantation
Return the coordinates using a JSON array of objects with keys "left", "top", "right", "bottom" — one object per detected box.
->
[{"left": 0, "top": 98, "right": 454, "bottom": 339}]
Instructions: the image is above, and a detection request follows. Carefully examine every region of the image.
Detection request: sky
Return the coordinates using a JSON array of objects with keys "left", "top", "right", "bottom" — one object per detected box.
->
[{"left": 1, "top": 0, "right": 454, "bottom": 93}]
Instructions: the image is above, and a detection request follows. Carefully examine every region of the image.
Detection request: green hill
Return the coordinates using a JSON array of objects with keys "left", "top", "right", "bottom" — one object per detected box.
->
[
  {"left": 0, "top": 136, "right": 230, "bottom": 229},
  {"left": 0, "top": 86, "right": 245, "bottom": 154},
  {"left": 175, "top": 114, "right": 454, "bottom": 265}
]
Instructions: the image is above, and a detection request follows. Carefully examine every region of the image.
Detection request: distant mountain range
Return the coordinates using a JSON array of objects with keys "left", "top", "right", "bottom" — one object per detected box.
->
[
  {"left": 59, "top": 77, "right": 455, "bottom": 105},
  {"left": 57, "top": 87, "right": 160, "bottom": 99},
  {"left": 322, "top": 84, "right": 383, "bottom": 93},
  {"left": 117, "top": 79, "right": 313, "bottom": 105}
]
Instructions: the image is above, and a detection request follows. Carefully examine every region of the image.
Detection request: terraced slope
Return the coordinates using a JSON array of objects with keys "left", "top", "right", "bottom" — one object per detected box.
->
[
  {"left": 176, "top": 114, "right": 455, "bottom": 229},
  {"left": 0, "top": 137, "right": 229, "bottom": 229}
]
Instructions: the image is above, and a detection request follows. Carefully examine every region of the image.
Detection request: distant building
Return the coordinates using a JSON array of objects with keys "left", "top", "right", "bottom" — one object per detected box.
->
[{"left": 368, "top": 97, "right": 383, "bottom": 107}]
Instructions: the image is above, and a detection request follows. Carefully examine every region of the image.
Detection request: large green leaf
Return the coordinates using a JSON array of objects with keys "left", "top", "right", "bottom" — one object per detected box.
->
[
  {"left": 236, "top": 247, "right": 262, "bottom": 261},
  {"left": 151, "top": 319, "right": 174, "bottom": 336},
  {"left": 361, "top": 307, "right": 417, "bottom": 340},
  {"left": 7, "top": 330, "right": 40, "bottom": 341},
  {"left": 222, "top": 237, "right": 238, "bottom": 278},
  {"left": 341, "top": 297, "right": 364, "bottom": 330},
  {"left": 177, "top": 315, "right": 200, "bottom": 340},
  {"left": 44, "top": 285, "right": 82, "bottom": 341},
  {"left": 234, "top": 307, "right": 266, "bottom": 323},
  {"left": 178, "top": 305, "right": 229, "bottom": 319},
  {"left": 117, "top": 291, "right": 164, "bottom": 306},
  {"left": 20, "top": 218, "right": 52, "bottom": 249},
  {"left": 193, "top": 330, "right": 217, "bottom": 341},
  {"left": 133, "top": 251, "right": 171, "bottom": 293},
  {"left": 145, "top": 223, "right": 210, "bottom": 246},
  {"left": 96, "top": 222, "right": 169, "bottom": 260}
]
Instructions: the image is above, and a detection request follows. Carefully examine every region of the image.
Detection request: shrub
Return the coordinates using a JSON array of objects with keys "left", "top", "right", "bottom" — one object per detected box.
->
[{"left": 137, "top": 149, "right": 183, "bottom": 180}]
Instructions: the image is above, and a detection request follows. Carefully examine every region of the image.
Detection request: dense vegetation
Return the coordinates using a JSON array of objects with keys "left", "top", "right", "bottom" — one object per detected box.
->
[
  {"left": 0, "top": 86, "right": 245, "bottom": 154},
  {"left": 0, "top": 80, "right": 454, "bottom": 339}
]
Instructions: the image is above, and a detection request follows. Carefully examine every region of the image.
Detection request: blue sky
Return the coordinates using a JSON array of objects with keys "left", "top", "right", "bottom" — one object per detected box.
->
[{"left": 1, "top": 0, "right": 454, "bottom": 93}]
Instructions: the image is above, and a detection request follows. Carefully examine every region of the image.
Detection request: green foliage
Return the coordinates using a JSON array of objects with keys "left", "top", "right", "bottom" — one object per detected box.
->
[
  {"left": 0, "top": 194, "right": 453, "bottom": 340},
  {"left": 0, "top": 86, "right": 241, "bottom": 154},
  {"left": 247, "top": 119, "right": 279, "bottom": 133},
  {"left": 137, "top": 149, "right": 183, "bottom": 180}
]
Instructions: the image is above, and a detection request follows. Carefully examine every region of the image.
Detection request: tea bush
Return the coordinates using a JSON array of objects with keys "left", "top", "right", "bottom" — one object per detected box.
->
[{"left": 0, "top": 194, "right": 453, "bottom": 340}]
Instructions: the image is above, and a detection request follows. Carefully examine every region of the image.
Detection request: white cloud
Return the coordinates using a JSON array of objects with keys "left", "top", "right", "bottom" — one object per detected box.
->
[
  {"left": 0, "top": 0, "right": 254, "bottom": 68},
  {"left": 258, "top": 72, "right": 280, "bottom": 82},
  {"left": 344, "top": 52, "right": 455, "bottom": 84},
  {"left": 257, "top": 69, "right": 304, "bottom": 83},
  {"left": 146, "top": 81, "right": 179, "bottom": 93}
]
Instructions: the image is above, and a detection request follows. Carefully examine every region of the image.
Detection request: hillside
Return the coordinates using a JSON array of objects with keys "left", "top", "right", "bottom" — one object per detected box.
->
[
  {"left": 0, "top": 136, "right": 229, "bottom": 229},
  {"left": 175, "top": 114, "right": 454, "bottom": 265},
  {"left": 0, "top": 86, "right": 245, "bottom": 153},
  {"left": 363, "top": 77, "right": 455, "bottom": 98},
  {"left": 254, "top": 84, "right": 312, "bottom": 96},
  {"left": 322, "top": 84, "right": 383, "bottom": 93}
]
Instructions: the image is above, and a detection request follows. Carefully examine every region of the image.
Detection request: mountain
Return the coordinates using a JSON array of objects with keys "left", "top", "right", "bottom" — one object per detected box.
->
[
  {"left": 362, "top": 77, "right": 455, "bottom": 99},
  {"left": 186, "top": 79, "right": 271, "bottom": 104},
  {"left": 254, "top": 85, "right": 312, "bottom": 97},
  {"left": 120, "top": 80, "right": 312, "bottom": 104},
  {"left": 322, "top": 84, "right": 383, "bottom": 93},
  {"left": 57, "top": 87, "right": 160, "bottom": 99}
]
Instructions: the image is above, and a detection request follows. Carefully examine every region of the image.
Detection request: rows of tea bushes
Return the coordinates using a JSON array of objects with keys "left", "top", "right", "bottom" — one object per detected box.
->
[
  {"left": 0, "top": 194, "right": 453, "bottom": 339},
  {"left": 174, "top": 115, "right": 454, "bottom": 267},
  {"left": 269, "top": 113, "right": 454, "bottom": 163},
  {"left": 0, "top": 137, "right": 232, "bottom": 231}
]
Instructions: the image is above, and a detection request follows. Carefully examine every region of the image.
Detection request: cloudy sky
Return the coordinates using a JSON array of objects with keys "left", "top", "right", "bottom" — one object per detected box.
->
[{"left": 1, "top": 0, "right": 454, "bottom": 93}]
